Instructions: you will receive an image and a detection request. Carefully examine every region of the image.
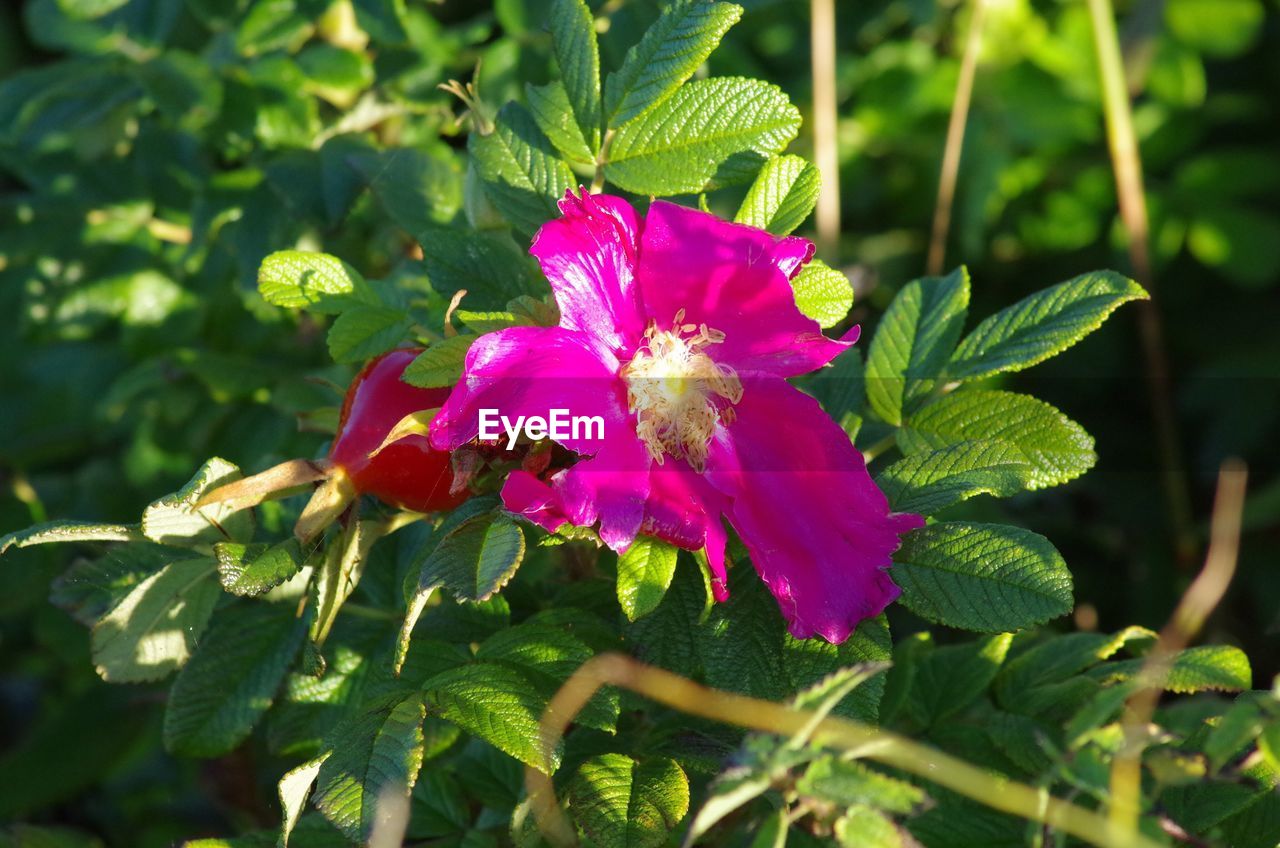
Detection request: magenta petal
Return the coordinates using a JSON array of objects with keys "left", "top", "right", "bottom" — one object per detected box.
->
[
  {"left": 635, "top": 200, "right": 851, "bottom": 377},
  {"left": 501, "top": 471, "right": 569, "bottom": 535},
  {"left": 641, "top": 459, "right": 730, "bottom": 600},
  {"left": 557, "top": 431, "right": 651, "bottom": 551},
  {"left": 530, "top": 189, "right": 646, "bottom": 356},
  {"left": 430, "top": 326, "right": 627, "bottom": 454},
  {"left": 708, "top": 377, "right": 923, "bottom": 643}
]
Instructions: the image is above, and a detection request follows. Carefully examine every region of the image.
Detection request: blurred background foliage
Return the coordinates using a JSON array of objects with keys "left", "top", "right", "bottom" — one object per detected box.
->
[{"left": 0, "top": 0, "right": 1277, "bottom": 844}]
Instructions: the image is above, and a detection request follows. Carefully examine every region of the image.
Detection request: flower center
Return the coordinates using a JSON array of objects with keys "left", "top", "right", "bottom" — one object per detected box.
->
[{"left": 621, "top": 311, "right": 742, "bottom": 472}]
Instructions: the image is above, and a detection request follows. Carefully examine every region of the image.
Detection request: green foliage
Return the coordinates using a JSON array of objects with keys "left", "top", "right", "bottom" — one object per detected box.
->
[
  {"left": 616, "top": 535, "right": 679, "bottom": 622},
  {"left": 789, "top": 260, "right": 854, "bottom": 329},
  {"left": 735, "top": 154, "right": 821, "bottom": 236},
  {"left": 567, "top": 754, "right": 691, "bottom": 848}
]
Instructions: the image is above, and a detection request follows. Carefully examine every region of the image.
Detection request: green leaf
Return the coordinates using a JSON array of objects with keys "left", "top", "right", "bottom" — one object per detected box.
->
[
  {"left": 1, "top": 520, "right": 142, "bottom": 557},
  {"left": 1166, "top": 0, "right": 1264, "bottom": 57},
  {"left": 164, "top": 602, "right": 307, "bottom": 757},
  {"left": 54, "top": 0, "right": 130, "bottom": 18},
  {"left": 734, "top": 154, "right": 821, "bottom": 236},
  {"left": 604, "top": 77, "right": 800, "bottom": 196},
  {"left": 350, "top": 148, "right": 464, "bottom": 235},
  {"left": 396, "top": 511, "right": 525, "bottom": 673},
  {"left": 215, "top": 540, "right": 304, "bottom": 597},
  {"left": 277, "top": 753, "right": 329, "bottom": 848},
  {"left": 866, "top": 268, "right": 970, "bottom": 425},
  {"left": 947, "top": 271, "right": 1147, "bottom": 381},
  {"left": 1090, "top": 645, "right": 1252, "bottom": 693},
  {"left": 797, "top": 759, "right": 925, "bottom": 813},
  {"left": 892, "top": 522, "right": 1073, "bottom": 632},
  {"left": 548, "top": 0, "right": 601, "bottom": 155},
  {"left": 807, "top": 347, "right": 864, "bottom": 439},
  {"left": 423, "top": 662, "right": 559, "bottom": 772},
  {"left": 476, "top": 622, "right": 618, "bottom": 732},
  {"left": 258, "top": 251, "right": 378, "bottom": 315},
  {"left": 418, "top": 228, "right": 542, "bottom": 309},
  {"left": 902, "top": 633, "right": 1014, "bottom": 727},
  {"left": 835, "top": 806, "right": 905, "bottom": 848},
  {"left": 898, "top": 389, "right": 1096, "bottom": 489},
  {"left": 90, "top": 558, "right": 221, "bottom": 683},
  {"left": 400, "top": 336, "right": 475, "bottom": 389},
  {"left": 141, "top": 458, "right": 255, "bottom": 550},
  {"left": 616, "top": 536, "right": 679, "bottom": 622},
  {"left": 1260, "top": 722, "right": 1280, "bottom": 773},
  {"left": 877, "top": 440, "right": 1034, "bottom": 515},
  {"left": 310, "top": 519, "right": 377, "bottom": 649},
  {"left": 313, "top": 694, "right": 426, "bottom": 844},
  {"left": 790, "top": 259, "right": 853, "bottom": 329},
  {"left": 527, "top": 81, "right": 595, "bottom": 165},
  {"left": 469, "top": 102, "right": 575, "bottom": 235},
  {"left": 326, "top": 305, "right": 412, "bottom": 364},
  {"left": 603, "top": 0, "right": 743, "bottom": 127},
  {"left": 568, "top": 754, "right": 690, "bottom": 848}
]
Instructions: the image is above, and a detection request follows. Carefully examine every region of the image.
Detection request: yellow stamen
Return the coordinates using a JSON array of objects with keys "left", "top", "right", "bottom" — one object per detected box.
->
[{"left": 621, "top": 318, "right": 741, "bottom": 472}]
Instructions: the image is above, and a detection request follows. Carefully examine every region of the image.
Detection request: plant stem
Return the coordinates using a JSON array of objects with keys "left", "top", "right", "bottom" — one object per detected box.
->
[
  {"left": 810, "top": 0, "right": 840, "bottom": 259},
  {"left": 527, "top": 655, "right": 1166, "bottom": 848},
  {"left": 1086, "top": 0, "right": 1196, "bottom": 569},
  {"left": 927, "top": 0, "right": 987, "bottom": 276},
  {"left": 590, "top": 129, "right": 614, "bottom": 194},
  {"left": 1108, "top": 460, "right": 1247, "bottom": 836}
]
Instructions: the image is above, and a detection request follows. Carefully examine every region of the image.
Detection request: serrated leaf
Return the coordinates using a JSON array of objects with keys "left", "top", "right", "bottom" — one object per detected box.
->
[
  {"left": 899, "top": 389, "right": 1096, "bottom": 489},
  {"left": 476, "top": 622, "right": 618, "bottom": 732},
  {"left": 604, "top": 0, "right": 743, "bottom": 127},
  {"left": 797, "top": 759, "right": 925, "bottom": 813},
  {"left": 164, "top": 602, "right": 307, "bottom": 757},
  {"left": 1088, "top": 645, "right": 1252, "bottom": 693},
  {"left": 215, "top": 540, "right": 303, "bottom": 597},
  {"left": 313, "top": 694, "right": 426, "bottom": 843},
  {"left": 948, "top": 271, "right": 1148, "bottom": 380},
  {"left": 835, "top": 806, "right": 904, "bottom": 848},
  {"left": 734, "top": 154, "right": 821, "bottom": 236},
  {"left": 790, "top": 259, "right": 853, "bottom": 329},
  {"left": 470, "top": 102, "right": 575, "bottom": 235},
  {"left": 326, "top": 305, "right": 412, "bottom": 364},
  {"left": 616, "top": 536, "right": 679, "bottom": 622},
  {"left": 401, "top": 335, "right": 475, "bottom": 389},
  {"left": 423, "top": 662, "right": 559, "bottom": 772},
  {"left": 903, "top": 633, "right": 1014, "bottom": 728},
  {"left": 418, "top": 227, "right": 542, "bottom": 309},
  {"left": 310, "top": 519, "right": 378, "bottom": 648},
  {"left": 604, "top": 77, "right": 800, "bottom": 196},
  {"left": 396, "top": 511, "right": 525, "bottom": 673},
  {"left": 278, "top": 753, "right": 329, "bottom": 848},
  {"left": 877, "top": 440, "right": 1034, "bottom": 515},
  {"left": 527, "top": 81, "right": 595, "bottom": 165},
  {"left": 349, "top": 147, "right": 462, "bottom": 234},
  {"left": 568, "top": 754, "right": 690, "bottom": 848},
  {"left": 548, "top": 0, "right": 601, "bottom": 155},
  {"left": 142, "top": 458, "right": 255, "bottom": 549},
  {"left": 91, "top": 558, "right": 221, "bottom": 683},
  {"left": 866, "top": 268, "right": 970, "bottom": 425},
  {"left": 0, "top": 520, "right": 142, "bottom": 556},
  {"left": 258, "top": 251, "right": 378, "bottom": 314},
  {"left": 892, "top": 522, "right": 1073, "bottom": 632}
]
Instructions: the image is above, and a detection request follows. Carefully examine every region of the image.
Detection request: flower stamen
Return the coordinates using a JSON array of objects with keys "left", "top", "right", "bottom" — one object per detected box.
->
[{"left": 622, "top": 317, "right": 741, "bottom": 471}]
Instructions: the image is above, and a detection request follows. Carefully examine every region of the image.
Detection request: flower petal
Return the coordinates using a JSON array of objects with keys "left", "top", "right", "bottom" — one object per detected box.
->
[
  {"left": 530, "top": 189, "right": 646, "bottom": 356},
  {"left": 641, "top": 459, "right": 730, "bottom": 600},
  {"left": 430, "top": 326, "right": 626, "bottom": 455},
  {"left": 707, "top": 377, "right": 923, "bottom": 643},
  {"left": 635, "top": 200, "right": 852, "bottom": 377}
]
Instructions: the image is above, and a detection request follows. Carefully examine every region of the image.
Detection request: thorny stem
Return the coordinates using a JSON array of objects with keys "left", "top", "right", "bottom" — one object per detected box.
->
[
  {"left": 810, "top": 0, "right": 840, "bottom": 259},
  {"left": 927, "top": 0, "right": 987, "bottom": 276},
  {"left": 1086, "top": 0, "right": 1196, "bottom": 569},
  {"left": 527, "top": 655, "right": 1166, "bottom": 848},
  {"left": 1108, "top": 460, "right": 1248, "bottom": 837}
]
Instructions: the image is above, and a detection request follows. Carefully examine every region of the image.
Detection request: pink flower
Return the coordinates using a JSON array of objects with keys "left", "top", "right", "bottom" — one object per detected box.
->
[{"left": 430, "top": 190, "right": 923, "bottom": 643}]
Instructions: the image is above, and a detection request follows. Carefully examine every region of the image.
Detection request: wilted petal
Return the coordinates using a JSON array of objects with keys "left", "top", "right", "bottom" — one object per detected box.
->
[
  {"left": 707, "top": 377, "right": 923, "bottom": 643},
  {"left": 635, "top": 200, "right": 853, "bottom": 377},
  {"left": 530, "top": 189, "right": 646, "bottom": 356},
  {"left": 430, "top": 326, "right": 626, "bottom": 455}
]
